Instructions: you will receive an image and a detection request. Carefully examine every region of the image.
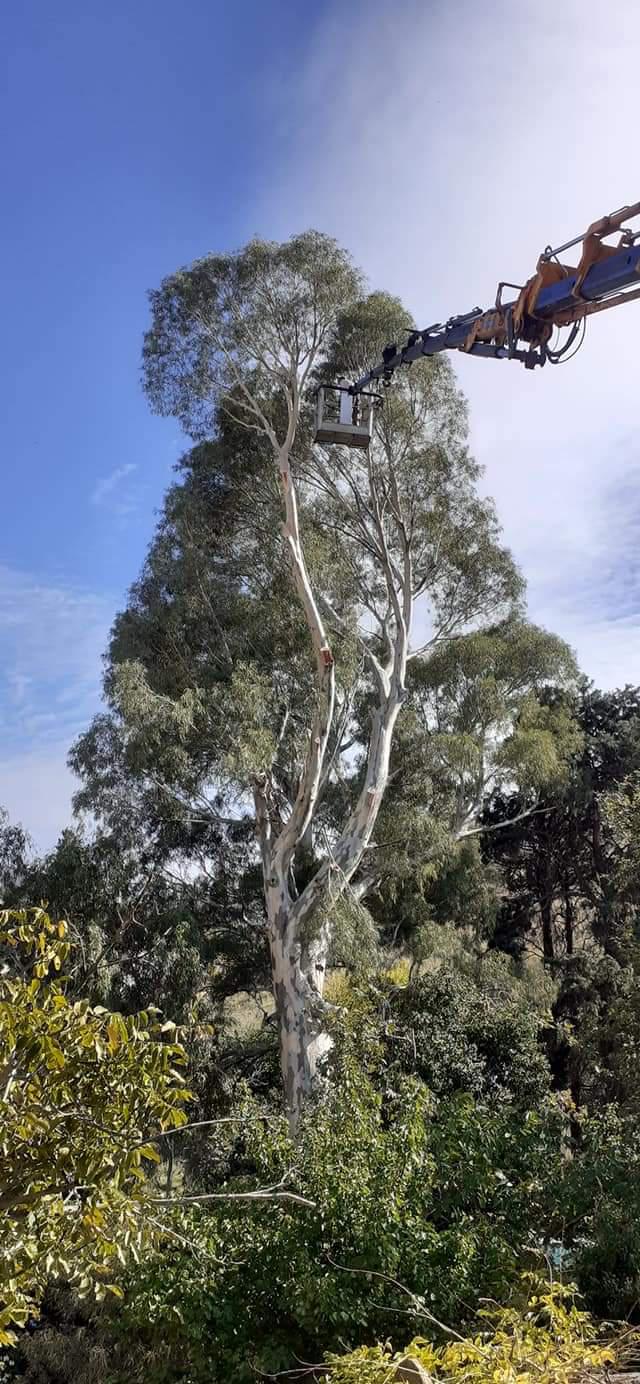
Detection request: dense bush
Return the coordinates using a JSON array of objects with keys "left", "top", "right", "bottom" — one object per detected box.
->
[
  {"left": 0, "top": 909, "right": 191, "bottom": 1342},
  {"left": 560, "top": 1105, "right": 640, "bottom": 1319},
  {"left": 388, "top": 956, "right": 552, "bottom": 1107},
  {"left": 93, "top": 1065, "right": 564, "bottom": 1382}
]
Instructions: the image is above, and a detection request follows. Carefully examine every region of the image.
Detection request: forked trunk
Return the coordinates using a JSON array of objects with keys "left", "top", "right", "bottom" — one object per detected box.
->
[
  {"left": 266, "top": 698, "right": 405, "bottom": 1133},
  {"left": 255, "top": 429, "right": 411, "bottom": 1133}
]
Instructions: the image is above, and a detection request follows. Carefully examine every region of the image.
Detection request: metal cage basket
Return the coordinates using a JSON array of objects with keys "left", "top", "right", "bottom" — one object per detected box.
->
[{"left": 314, "top": 384, "right": 377, "bottom": 449}]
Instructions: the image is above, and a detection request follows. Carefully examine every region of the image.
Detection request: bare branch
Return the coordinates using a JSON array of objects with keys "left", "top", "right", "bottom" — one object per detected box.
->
[
  {"left": 319, "top": 593, "right": 386, "bottom": 694},
  {"left": 147, "top": 1115, "right": 286, "bottom": 1142},
  {"left": 324, "top": 1253, "right": 466, "bottom": 1341},
  {"left": 459, "top": 803, "right": 551, "bottom": 839},
  {"left": 152, "top": 1171, "right": 315, "bottom": 1210}
]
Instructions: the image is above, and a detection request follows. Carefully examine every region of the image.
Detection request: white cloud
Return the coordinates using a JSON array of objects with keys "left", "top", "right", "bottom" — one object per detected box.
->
[
  {"left": 0, "top": 745, "right": 79, "bottom": 853},
  {"left": 0, "top": 565, "right": 112, "bottom": 844},
  {"left": 91, "top": 462, "right": 138, "bottom": 515},
  {"left": 262, "top": 0, "right": 640, "bottom": 689}
]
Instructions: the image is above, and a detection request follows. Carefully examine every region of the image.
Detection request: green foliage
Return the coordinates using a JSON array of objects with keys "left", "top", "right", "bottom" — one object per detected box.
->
[
  {"left": 559, "top": 1104, "right": 640, "bottom": 1319},
  {"left": 70, "top": 410, "right": 357, "bottom": 896},
  {"left": 604, "top": 770, "right": 640, "bottom": 903},
  {"left": 12, "top": 225, "right": 640, "bottom": 1380},
  {"left": 328, "top": 891, "right": 380, "bottom": 973},
  {"left": 389, "top": 958, "right": 552, "bottom": 1107},
  {"left": 8, "top": 966, "right": 640, "bottom": 1375},
  {"left": 107, "top": 1067, "right": 565, "bottom": 1382},
  {"left": 3, "top": 1286, "right": 112, "bottom": 1384},
  {"left": 0, "top": 909, "right": 191, "bottom": 1340},
  {"left": 327, "top": 1277, "right": 616, "bottom": 1383},
  {"left": 74, "top": 241, "right": 554, "bottom": 927},
  {"left": 546, "top": 951, "right": 640, "bottom": 1115},
  {"left": 485, "top": 682, "right": 640, "bottom": 963},
  {"left": 321, "top": 291, "right": 414, "bottom": 382},
  {"left": 497, "top": 693, "right": 582, "bottom": 793},
  {"left": 365, "top": 623, "right": 579, "bottom": 956},
  {"left": 143, "top": 231, "right": 362, "bottom": 439},
  {"left": 408, "top": 619, "right": 579, "bottom": 802},
  {"left": 7, "top": 823, "right": 260, "bottom": 1039},
  {"left": 417, "top": 839, "right": 501, "bottom": 943},
  {"left": 0, "top": 813, "right": 28, "bottom": 903}
]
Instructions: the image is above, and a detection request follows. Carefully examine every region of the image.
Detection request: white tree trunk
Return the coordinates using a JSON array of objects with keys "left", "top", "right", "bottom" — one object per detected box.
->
[
  {"left": 267, "top": 894, "right": 332, "bottom": 1129},
  {"left": 260, "top": 673, "right": 408, "bottom": 1132},
  {"left": 253, "top": 386, "right": 413, "bottom": 1134}
]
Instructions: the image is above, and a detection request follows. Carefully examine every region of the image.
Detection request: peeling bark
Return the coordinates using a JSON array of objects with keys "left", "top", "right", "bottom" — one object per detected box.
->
[{"left": 268, "top": 907, "right": 332, "bottom": 1129}]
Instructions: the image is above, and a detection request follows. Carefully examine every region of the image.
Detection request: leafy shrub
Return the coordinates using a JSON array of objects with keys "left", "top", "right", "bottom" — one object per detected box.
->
[
  {"left": 108, "top": 1068, "right": 565, "bottom": 1382},
  {"left": 388, "top": 957, "right": 552, "bottom": 1108},
  {"left": 561, "top": 1105, "right": 640, "bottom": 1319},
  {"left": 0, "top": 908, "right": 191, "bottom": 1341},
  {"left": 326, "top": 1277, "right": 617, "bottom": 1383}
]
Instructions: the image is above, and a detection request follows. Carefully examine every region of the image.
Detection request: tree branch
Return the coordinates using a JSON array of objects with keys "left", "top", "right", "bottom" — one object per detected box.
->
[
  {"left": 458, "top": 803, "right": 551, "bottom": 839},
  {"left": 152, "top": 1172, "right": 315, "bottom": 1210},
  {"left": 273, "top": 447, "right": 336, "bottom": 881}
]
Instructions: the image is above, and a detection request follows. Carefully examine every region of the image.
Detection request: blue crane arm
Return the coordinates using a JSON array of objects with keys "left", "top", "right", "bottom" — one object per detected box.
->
[{"left": 350, "top": 203, "right": 640, "bottom": 392}]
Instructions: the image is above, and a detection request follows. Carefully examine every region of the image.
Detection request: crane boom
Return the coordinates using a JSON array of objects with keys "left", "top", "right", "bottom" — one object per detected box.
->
[{"left": 350, "top": 201, "right": 640, "bottom": 393}]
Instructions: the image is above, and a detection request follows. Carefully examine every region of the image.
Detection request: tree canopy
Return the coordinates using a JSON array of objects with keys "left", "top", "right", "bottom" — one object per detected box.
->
[{"left": 73, "top": 240, "right": 578, "bottom": 1128}]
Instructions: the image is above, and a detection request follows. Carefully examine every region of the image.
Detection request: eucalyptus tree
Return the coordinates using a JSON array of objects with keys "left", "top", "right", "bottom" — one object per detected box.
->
[
  {"left": 366, "top": 621, "right": 580, "bottom": 954},
  {"left": 74, "top": 235, "right": 575, "bottom": 1128},
  {"left": 484, "top": 684, "right": 640, "bottom": 962},
  {"left": 0, "top": 809, "right": 28, "bottom": 903}
]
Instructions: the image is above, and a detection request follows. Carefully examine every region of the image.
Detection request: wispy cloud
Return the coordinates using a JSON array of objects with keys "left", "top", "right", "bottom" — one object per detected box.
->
[
  {"left": 91, "top": 462, "right": 139, "bottom": 516},
  {"left": 0, "top": 744, "right": 81, "bottom": 853},
  {"left": 262, "top": 0, "right": 640, "bottom": 692},
  {"left": 0, "top": 565, "right": 111, "bottom": 746},
  {"left": 528, "top": 447, "right": 640, "bottom": 690},
  {"left": 0, "top": 564, "right": 113, "bottom": 844}
]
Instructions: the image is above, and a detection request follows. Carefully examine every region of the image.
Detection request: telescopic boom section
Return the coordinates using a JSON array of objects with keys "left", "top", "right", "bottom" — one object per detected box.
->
[{"left": 350, "top": 201, "right": 640, "bottom": 392}]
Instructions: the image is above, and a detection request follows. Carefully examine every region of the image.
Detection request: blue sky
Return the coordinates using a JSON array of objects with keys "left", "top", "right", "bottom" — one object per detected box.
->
[
  {"left": 2, "top": 0, "right": 640, "bottom": 846},
  {"left": 1, "top": 0, "right": 318, "bottom": 842},
  {"left": 2, "top": 0, "right": 311, "bottom": 591}
]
